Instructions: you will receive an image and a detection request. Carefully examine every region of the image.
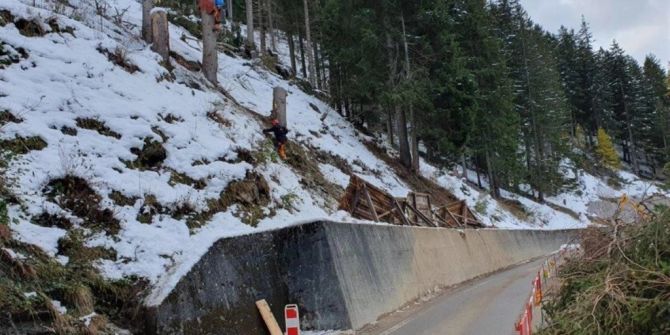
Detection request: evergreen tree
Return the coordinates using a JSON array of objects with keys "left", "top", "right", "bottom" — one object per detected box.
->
[
  {"left": 457, "top": 0, "right": 520, "bottom": 198},
  {"left": 641, "top": 55, "right": 670, "bottom": 165},
  {"left": 490, "top": 0, "right": 569, "bottom": 200}
]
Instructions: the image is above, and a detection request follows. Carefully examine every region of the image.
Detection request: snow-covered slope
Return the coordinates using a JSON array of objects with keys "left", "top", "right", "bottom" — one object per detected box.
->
[{"left": 1, "top": 0, "right": 666, "bottom": 311}]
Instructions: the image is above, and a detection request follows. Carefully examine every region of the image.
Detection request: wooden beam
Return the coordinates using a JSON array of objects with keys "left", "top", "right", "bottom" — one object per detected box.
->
[
  {"left": 405, "top": 204, "right": 436, "bottom": 227},
  {"left": 393, "top": 199, "right": 411, "bottom": 226},
  {"left": 350, "top": 188, "right": 361, "bottom": 215},
  {"left": 362, "top": 184, "right": 380, "bottom": 222},
  {"left": 460, "top": 200, "right": 468, "bottom": 226},
  {"left": 256, "top": 300, "right": 282, "bottom": 335},
  {"left": 377, "top": 208, "right": 396, "bottom": 219}
]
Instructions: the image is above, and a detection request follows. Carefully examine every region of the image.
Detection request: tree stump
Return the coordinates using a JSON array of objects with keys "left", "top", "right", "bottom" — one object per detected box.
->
[
  {"left": 201, "top": 9, "right": 218, "bottom": 84},
  {"left": 141, "top": 0, "right": 153, "bottom": 43},
  {"left": 272, "top": 86, "right": 287, "bottom": 127},
  {"left": 151, "top": 8, "right": 170, "bottom": 64}
]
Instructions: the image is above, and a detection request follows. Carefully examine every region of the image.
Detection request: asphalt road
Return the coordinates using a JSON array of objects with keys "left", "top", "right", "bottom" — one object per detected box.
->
[{"left": 359, "top": 258, "right": 545, "bottom": 335}]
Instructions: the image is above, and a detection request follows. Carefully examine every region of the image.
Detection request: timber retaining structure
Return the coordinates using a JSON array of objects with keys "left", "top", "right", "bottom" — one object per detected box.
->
[{"left": 144, "top": 222, "right": 578, "bottom": 335}]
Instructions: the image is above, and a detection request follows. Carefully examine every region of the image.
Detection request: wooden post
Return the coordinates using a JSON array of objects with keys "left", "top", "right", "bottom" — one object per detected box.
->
[
  {"left": 461, "top": 200, "right": 468, "bottom": 226},
  {"left": 393, "top": 199, "right": 411, "bottom": 226},
  {"left": 256, "top": 300, "right": 282, "bottom": 335},
  {"left": 151, "top": 9, "right": 170, "bottom": 64},
  {"left": 363, "top": 184, "right": 379, "bottom": 222},
  {"left": 272, "top": 86, "right": 287, "bottom": 126}
]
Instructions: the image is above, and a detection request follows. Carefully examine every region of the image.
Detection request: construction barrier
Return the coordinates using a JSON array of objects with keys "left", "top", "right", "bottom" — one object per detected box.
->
[
  {"left": 284, "top": 304, "right": 300, "bottom": 335},
  {"left": 514, "top": 244, "right": 581, "bottom": 335}
]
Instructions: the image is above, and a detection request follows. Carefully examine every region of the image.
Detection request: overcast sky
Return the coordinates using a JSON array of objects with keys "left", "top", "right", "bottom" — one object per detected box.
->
[{"left": 519, "top": 0, "right": 670, "bottom": 68}]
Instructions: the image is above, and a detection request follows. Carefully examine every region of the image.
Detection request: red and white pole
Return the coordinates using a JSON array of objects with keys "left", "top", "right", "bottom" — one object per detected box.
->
[{"left": 284, "top": 304, "right": 300, "bottom": 335}]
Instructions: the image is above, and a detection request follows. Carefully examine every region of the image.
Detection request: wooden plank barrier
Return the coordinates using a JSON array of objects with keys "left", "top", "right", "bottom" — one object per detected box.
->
[{"left": 339, "top": 175, "right": 483, "bottom": 228}]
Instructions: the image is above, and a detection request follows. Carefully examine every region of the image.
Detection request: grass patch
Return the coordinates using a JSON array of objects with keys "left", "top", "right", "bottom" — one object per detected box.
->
[
  {"left": 168, "top": 170, "right": 206, "bottom": 190},
  {"left": 43, "top": 176, "right": 120, "bottom": 235},
  {"left": 75, "top": 118, "right": 121, "bottom": 139},
  {"left": 0, "top": 236, "right": 146, "bottom": 333},
  {"left": 60, "top": 125, "right": 78, "bottom": 136},
  {"left": 15, "top": 18, "right": 46, "bottom": 37},
  {"left": 0, "top": 10, "right": 14, "bottom": 27},
  {"left": 33, "top": 212, "right": 73, "bottom": 230},
  {"left": 96, "top": 45, "right": 140, "bottom": 74},
  {"left": 0, "top": 110, "right": 22, "bottom": 126},
  {"left": 124, "top": 138, "right": 166, "bottom": 170},
  {"left": 159, "top": 112, "right": 184, "bottom": 124},
  {"left": 207, "top": 110, "right": 231, "bottom": 127},
  {"left": 46, "top": 17, "right": 76, "bottom": 37},
  {"left": 0, "top": 136, "right": 47, "bottom": 155},
  {"left": 109, "top": 190, "right": 137, "bottom": 207},
  {"left": 284, "top": 142, "right": 344, "bottom": 207},
  {"left": 187, "top": 172, "right": 271, "bottom": 229},
  {"left": 57, "top": 229, "right": 117, "bottom": 266},
  {"left": 136, "top": 194, "right": 162, "bottom": 224}
]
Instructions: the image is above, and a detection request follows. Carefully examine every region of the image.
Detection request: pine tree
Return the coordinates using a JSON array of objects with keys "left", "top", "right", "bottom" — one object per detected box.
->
[
  {"left": 596, "top": 127, "right": 621, "bottom": 169},
  {"left": 457, "top": 0, "right": 520, "bottom": 198},
  {"left": 642, "top": 55, "right": 669, "bottom": 165},
  {"left": 490, "top": 0, "right": 569, "bottom": 199}
]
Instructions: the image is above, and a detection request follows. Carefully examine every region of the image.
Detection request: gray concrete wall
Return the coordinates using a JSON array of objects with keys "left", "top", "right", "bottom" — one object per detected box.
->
[
  {"left": 145, "top": 222, "right": 578, "bottom": 334},
  {"left": 324, "top": 225, "right": 575, "bottom": 329}
]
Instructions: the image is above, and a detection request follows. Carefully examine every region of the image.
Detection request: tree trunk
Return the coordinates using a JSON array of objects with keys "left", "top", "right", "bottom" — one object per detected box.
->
[
  {"left": 386, "top": 108, "right": 395, "bottom": 147},
  {"left": 397, "top": 107, "right": 412, "bottom": 169},
  {"left": 401, "top": 13, "right": 419, "bottom": 172},
  {"left": 245, "top": 0, "right": 255, "bottom": 54},
  {"left": 141, "top": 0, "right": 153, "bottom": 43},
  {"left": 313, "top": 42, "right": 322, "bottom": 89},
  {"left": 287, "top": 31, "right": 297, "bottom": 76},
  {"left": 151, "top": 9, "right": 170, "bottom": 64},
  {"left": 461, "top": 152, "right": 468, "bottom": 180},
  {"left": 298, "top": 29, "right": 307, "bottom": 78},
  {"left": 258, "top": 0, "right": 266, "bottom": 55},
  {"left": 267, "top": 0, "right": 276, "bottom": 51},
  {"left": 303, "top": 0, "right": 316, "bottom": 86},
  {"left": 227, "top": 0, "right": 233, "bottom": 20},
  {"left": 201, "top": 9, "right": 218, "bottom": 84},
  {"left": 621, "top": 84, "right": 640, "bottom": 174},
  {"left": 485, "top": 146, "right": 499, "bottom": 198},
  {"left": 476, "top": 162, "right": 482, "bottom": 189}
]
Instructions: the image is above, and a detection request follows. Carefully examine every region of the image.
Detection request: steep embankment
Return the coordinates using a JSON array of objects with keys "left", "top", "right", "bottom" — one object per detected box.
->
[{"left": 0, "top": 0, "right": 667, "bottom": 332}]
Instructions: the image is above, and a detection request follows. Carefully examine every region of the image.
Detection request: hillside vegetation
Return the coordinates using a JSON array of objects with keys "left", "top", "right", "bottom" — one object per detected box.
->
[{"left": 0, "top": 0, "right": 668, "bottom": 334}]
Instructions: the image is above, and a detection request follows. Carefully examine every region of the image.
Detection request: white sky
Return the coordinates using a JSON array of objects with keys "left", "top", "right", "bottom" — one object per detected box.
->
[{"left": 519, "top": 0, "right": 670, "bottom": 68}]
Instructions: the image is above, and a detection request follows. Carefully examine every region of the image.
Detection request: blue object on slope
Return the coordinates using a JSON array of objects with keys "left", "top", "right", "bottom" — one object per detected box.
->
[{"left": 215, "top": 0, "right": 225, "bottom": 8}]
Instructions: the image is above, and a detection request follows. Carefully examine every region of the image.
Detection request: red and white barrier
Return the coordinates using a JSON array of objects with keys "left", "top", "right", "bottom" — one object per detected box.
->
[
  {"left": 284, "top": 304, "right": 300, "bottom": 335},
  {"left": 514, "top": 245, "right": 583, "bottom": 335}
]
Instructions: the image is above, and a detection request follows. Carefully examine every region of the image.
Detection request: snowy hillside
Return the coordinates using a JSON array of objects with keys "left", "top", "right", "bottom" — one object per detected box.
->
[{"left": 0, "top": 0, "right": 667, "bottom": 320}]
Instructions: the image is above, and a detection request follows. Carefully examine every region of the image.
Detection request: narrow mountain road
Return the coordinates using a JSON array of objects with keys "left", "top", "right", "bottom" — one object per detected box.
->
[{"left": 358, "top": 258, "right": 545, "bottom": 335}]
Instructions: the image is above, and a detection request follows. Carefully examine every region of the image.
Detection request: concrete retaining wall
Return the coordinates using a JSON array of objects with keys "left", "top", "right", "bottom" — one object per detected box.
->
[{"left": 145, "top": 222, "right": 577, "bottom": 334}]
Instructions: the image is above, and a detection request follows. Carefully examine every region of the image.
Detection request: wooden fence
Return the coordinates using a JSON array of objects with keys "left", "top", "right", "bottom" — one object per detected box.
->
[{"left": 339, "top": 175, "right": 483, "bottom": 228}]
